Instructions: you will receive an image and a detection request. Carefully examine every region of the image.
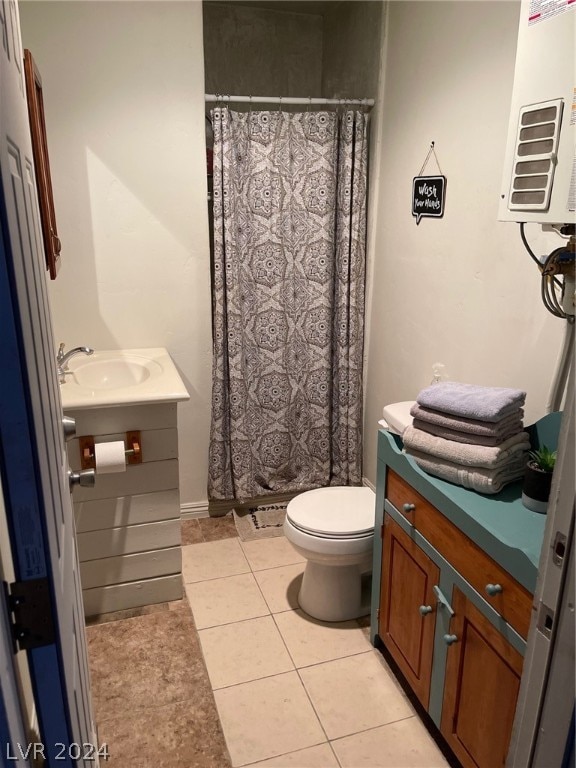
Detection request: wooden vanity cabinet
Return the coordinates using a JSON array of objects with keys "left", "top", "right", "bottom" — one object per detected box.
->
[
  {"left": 441, "top": 588, "right": 523, "bottom": 768},
  {"left": 377, "top": 470, "right": 529, "bottom": 768},
  {"left": 372, "top": 420, "right": 554, "bottom": 768},
  {"left": 379, "top": 515, "right": 439, "bottom": 708},
  {"left": 386, "top": 470, "right": 533, "bottom": 639}
]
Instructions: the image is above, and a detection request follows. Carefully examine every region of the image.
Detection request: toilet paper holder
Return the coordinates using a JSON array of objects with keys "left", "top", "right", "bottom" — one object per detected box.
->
[{"left": 79, "top": 431, "right": 142, "bottom": 470}]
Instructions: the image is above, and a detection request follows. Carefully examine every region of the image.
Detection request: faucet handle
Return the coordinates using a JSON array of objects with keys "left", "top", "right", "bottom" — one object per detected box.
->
[{"left": 57, "top": 342, "right": 65, "bottom": 362}]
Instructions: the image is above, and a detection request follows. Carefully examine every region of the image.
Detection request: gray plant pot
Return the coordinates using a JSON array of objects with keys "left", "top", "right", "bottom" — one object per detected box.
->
[{"left": 521, "top": 461, "right": 553, "bottom": 514}]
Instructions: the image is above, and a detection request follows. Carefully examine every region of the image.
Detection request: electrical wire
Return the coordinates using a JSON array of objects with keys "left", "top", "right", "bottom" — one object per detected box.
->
[
  {"left": 540, "top": 248, "right": 575, "bottom": 323},
  {"left": 519, "top": 223, "right": 573, "bottom": 322},
  {"left": 519, "top": 222, "right": 542, "bottom": 268}
]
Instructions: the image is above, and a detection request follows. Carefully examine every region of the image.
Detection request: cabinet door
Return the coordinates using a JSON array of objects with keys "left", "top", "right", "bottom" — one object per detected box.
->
[
  {"left": 379, "top": 514, "right": 440, "bottom": 708},
  {"left": 441, "top": 587, "right": 523, "bottom": 768}
]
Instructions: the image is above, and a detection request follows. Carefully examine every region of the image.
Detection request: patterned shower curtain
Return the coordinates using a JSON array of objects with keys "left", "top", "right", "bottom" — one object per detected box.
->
[{"left": 208, "top": 107, "right": 368, "bottom": 500}]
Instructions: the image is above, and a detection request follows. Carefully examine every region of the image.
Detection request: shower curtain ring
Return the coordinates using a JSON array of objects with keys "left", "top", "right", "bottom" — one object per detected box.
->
[{"left": 278, "top": 96, "right": 282, "bottom": 114}]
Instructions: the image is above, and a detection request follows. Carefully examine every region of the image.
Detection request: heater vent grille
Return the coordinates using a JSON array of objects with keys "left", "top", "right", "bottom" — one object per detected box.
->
[{"left": 508, "top": 99, "right": 563, "bottom": 211}]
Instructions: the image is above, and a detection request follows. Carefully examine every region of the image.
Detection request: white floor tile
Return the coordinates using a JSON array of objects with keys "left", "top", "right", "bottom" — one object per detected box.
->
[
  {"left": 240, "top": 536, "right": 305, "bottom": 571},
  {"left": 214, "top": 671, "right": 326, "bottom": 767},
  {"left": 299, "top": 651, "right": 413, "bottom": 740},
  {"left": 254, "top": 563, "right": 305, "bottom": 613},
  {"left": 182, "top": 538, "right": 250, "bottom": 583},
  {"left": 332, "top": 717, "right": 449, "bottom": 767},
  {"left": 185, "top": 573, "right": 269, "bottom": 630},
  {"left": 246, "top": 743, "right": 340, "bottom": 767},
  {"left": 198, "top": 615, "right": 294, "bottom": 689},
  {"left": 274, "top": 609, "right": 371, "bottom": 668}
]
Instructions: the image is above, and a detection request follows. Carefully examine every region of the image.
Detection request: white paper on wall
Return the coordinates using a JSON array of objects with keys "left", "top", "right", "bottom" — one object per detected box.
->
[{"left": 528, "top": 0, "right": 575, "bottom": 26}]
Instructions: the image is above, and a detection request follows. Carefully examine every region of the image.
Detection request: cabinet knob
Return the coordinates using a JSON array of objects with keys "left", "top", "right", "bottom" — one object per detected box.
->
[
  {"left": 443, "top": 633, "right": 458, "bottom": 646},
  {"left": 485, "top": 583, "right": 503, "bottom": 596},
  {"left": 403, "top": 503, "right": 416, "bottom": 513},
  {"left": 433, "top": 585, "right": 455, "bottom": 616},
  {"left": 419, "top": 605, "right": 433, "bottom": 616}
]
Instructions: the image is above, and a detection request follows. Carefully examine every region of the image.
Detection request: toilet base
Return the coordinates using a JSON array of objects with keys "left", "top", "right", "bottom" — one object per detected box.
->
[{"left": 298, "top": 560, "right": 371, "bottom": 622}]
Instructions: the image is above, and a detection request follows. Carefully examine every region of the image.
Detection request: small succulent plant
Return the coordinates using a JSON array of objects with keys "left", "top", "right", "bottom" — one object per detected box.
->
[{"left": 528, "top": 445, "right": 557, "bottom": 473}]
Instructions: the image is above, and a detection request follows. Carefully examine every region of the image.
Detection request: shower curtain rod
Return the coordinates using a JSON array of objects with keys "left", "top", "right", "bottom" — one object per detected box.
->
[{"left": 204, "top": 93, "right": 374, "bottom": 107}]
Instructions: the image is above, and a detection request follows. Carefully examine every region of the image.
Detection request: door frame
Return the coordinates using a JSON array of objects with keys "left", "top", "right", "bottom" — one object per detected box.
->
[
  {"left": 507, "top": 362, "right": 575, "bottom": 766},
  {"left": 0, "top": 0, "right": 96, "bottom": 763}
]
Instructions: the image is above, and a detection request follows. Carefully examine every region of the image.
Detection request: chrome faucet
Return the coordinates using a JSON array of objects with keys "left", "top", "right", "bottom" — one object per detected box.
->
[{"left": 57, "top": 343, "right": 94, "bottom": 383}]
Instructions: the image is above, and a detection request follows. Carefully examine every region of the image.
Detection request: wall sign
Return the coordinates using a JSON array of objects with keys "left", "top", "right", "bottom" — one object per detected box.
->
[
  {"left": 412, "top": 142, "right": 447, "bottom": 225},
  {"left": 412, "top": 175, "right": 446, "bottom": 224}
]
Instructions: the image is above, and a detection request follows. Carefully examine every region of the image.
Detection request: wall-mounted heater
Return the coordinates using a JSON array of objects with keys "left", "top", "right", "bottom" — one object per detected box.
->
[{"left": 499, "top": 0, "right": 575, "bottom": 226}]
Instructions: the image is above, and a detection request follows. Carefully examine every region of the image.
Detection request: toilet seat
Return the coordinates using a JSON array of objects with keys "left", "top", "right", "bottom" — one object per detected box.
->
[{"left": 286, "top": 486, "right": 375, "bottom": 539}]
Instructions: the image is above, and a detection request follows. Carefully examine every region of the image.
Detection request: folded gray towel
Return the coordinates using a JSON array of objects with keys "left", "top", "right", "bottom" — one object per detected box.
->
[
  {"left": 412, "top": 418, "right": 525, "bottom": 447},
  {"left": 406, "top": 449, "right": 526, "bottom": 494},
  {"left": 403, "top": 426, "right": 530, "bottom": 469},
  {"left": 415, "top": 383, "right": 526, "bottom": 423},
  {"left": 410, "top": 403, "right": 524, "bottom": 437}
]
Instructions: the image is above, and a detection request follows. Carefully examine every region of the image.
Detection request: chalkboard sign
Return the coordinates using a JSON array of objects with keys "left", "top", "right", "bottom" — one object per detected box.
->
[{"left": 412, "top": 175, "right": 446, "bottom": 224}]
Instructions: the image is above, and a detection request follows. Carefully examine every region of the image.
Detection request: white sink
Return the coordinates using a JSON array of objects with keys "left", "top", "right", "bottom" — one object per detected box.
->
[
  {"left": 71, "top": 355, "right": 162, "bottom": 390},
  {"left": 60, "top": 348, "right": 189, "bottom": 409}
]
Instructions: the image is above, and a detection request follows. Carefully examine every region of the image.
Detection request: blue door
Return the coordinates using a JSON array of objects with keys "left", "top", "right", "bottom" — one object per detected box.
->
[{"left": 0, "top": 1, "right": 97, "bottom": 765}]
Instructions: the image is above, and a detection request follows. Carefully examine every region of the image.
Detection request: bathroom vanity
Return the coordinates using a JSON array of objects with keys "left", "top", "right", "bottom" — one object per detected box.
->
[
  {"left": 61, "top": 348, "right": 189, "bottom": 617},
  {"left": 371, "top": 414, "right": 560, "bottom": 768}
]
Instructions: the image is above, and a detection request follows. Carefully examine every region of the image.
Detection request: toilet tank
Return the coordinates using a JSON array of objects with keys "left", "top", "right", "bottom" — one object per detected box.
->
[{"left": 381, "top": 401, "right": 415, "bottom": 436}]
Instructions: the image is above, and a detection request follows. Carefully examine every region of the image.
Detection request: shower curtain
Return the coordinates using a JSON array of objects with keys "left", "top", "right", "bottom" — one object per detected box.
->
[{"left": 208, "top": 107, "right": 368, "bottom": 500}]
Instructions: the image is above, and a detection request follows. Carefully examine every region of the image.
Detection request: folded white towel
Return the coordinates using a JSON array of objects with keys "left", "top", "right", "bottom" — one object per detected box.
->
[
  {"left": 416, "top": 382, "right": 526, "bottom": 423},
  {"left": 406, "top": 449, "right": 526, "bottom": 494},
  {"left": 410, "top": 404, "right": 524, "bottom": 437},
  {"left": 402, "top": 426, "right": 530, "bottom": 469}
]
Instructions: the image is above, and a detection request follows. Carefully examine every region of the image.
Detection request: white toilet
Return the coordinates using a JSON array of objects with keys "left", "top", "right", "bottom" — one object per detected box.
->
[
  {"left": 283, "top": 486, "right": 376, "bottom": 622},
  {"left": 380, "top": 400, "right": 416, "bottom": 435}
]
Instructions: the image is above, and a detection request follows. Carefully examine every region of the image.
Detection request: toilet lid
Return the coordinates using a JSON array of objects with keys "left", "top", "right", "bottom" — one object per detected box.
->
[{"left": 286, "top": 487, "right": 375, "bottom": 538}]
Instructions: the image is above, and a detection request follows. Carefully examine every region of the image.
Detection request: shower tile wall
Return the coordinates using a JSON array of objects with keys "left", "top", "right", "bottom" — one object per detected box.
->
[
  {"left": 202, "top": 3, "right": 323, "bottom": 97},
  {"left": 202, "top": 1, "right": 383, "bottom": 101},
  {"left": 321, "top": 2, "right": 383, "bottom": 99}
]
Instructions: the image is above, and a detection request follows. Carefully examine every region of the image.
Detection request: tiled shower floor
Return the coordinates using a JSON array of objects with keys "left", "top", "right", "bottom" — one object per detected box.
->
[{"left": 86, "top": 518, "right": 448, "bottom": 767}]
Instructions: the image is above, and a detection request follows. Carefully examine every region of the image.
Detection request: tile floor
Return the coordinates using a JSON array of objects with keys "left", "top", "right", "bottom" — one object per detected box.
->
[{"left": 86, "top": 518, "right": 449, "bottom": 768}]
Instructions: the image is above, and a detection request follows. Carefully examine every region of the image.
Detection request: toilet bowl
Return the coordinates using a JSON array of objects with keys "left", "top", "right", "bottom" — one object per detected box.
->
[{"left": 283, "top": 486, "right": 376, "bottom": 622}]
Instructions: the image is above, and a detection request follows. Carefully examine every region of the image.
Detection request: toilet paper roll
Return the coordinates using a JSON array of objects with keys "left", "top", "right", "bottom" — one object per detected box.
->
[{"left": 94, "top": 441, "right": 127, "bottom": 474}]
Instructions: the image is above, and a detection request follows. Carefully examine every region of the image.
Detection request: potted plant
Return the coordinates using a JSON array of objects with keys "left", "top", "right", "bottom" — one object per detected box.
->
[{"left": 522, "top": 445, "right": 557, "bottom": 513}]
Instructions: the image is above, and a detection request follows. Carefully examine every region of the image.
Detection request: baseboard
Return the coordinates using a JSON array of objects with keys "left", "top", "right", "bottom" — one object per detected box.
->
[
  {"left": 362, "top": 476, "right": 376, "bottom": 492},
  {"left": 180, "top": 501, "right": 210, "bottom": 520},
  {"left": 184, "top": 481, "right": 375, "bottom": 519}
]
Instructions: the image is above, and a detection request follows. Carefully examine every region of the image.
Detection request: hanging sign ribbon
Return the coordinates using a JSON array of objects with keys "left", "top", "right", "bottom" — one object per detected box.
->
[{"left": 412, "top": 142, "right": 446, "bottom": 225}]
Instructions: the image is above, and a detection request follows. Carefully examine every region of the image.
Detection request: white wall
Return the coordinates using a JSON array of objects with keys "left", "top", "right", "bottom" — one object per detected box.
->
[
  {"left": 363, "top": 0, "right": 564, "bottom": 485},
  {"left": 19, "top": 1, "right": 212, "bottom": 507},
  {"left": 20, "top": 0, "right": 566, "bottom": 501}
]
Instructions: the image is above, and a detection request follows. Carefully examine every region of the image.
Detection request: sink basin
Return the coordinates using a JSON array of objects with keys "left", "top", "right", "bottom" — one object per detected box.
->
[
  {"left": 60, "top": 348, "right": 190, "bottom": 409},
  {"left": 71, "top": 355, "right": 162, "bottom": 391}
]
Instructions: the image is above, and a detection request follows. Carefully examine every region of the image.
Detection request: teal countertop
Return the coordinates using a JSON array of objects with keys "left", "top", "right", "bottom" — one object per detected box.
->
[{"left": 377, "top": 412, "right": 562, "bottom": 593}]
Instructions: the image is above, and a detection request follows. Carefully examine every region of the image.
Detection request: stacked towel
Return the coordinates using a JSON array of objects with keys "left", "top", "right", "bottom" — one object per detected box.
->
[
  {"left": 416, "top": 381, "right": 525, "bottom": 422},
  {"left": 404, "top": 382, "right": 527, "bottom": 494},
  {"left": 411, "top": 404, "right": 524, "bottom": 446}
]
